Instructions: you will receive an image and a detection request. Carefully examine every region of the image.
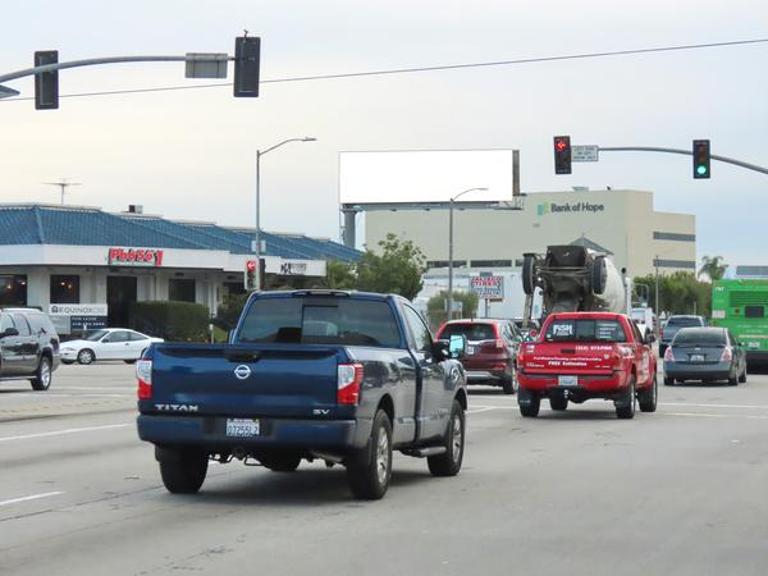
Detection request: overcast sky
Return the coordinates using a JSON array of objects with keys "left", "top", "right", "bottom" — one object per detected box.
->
[{"left": 1, "top": 0, "right": 766, "bottom": 266}]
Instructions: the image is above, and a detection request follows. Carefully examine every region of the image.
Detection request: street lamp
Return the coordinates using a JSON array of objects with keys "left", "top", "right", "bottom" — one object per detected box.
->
[
  {"left": 448, "top": 187, "right": 488, "bottom": 320},
  {"left": 255, "top": 136, "right": 317, "bottom": 290}
]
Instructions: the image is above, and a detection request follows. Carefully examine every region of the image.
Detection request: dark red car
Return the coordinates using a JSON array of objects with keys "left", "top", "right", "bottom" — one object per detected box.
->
[{"left": 436, "top": 319, "right": 521, "bottom": 394}]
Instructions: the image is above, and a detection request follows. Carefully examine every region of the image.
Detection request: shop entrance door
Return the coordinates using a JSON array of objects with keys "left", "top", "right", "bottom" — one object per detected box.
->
[{"left": 107, "top": 276, "right": 137, "bottom": 327}]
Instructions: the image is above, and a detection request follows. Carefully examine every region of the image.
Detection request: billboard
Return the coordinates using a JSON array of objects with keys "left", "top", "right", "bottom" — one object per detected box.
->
[
  {"left": 470, "top": 274, "right": 504, "bottom": 302},
  {"left": 339, "top": 149, "right": 514, "bottom": 205}
]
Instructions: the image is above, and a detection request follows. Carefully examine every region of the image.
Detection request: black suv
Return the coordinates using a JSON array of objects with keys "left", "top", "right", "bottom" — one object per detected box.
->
[{"left": 0, "top": 308, "right": 60, "bottom": 391}]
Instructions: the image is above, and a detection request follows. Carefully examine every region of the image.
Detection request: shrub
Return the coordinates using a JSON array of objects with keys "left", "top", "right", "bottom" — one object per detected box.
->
[{"left": 131, "top": 301, "right": 210, "bottom": 342}]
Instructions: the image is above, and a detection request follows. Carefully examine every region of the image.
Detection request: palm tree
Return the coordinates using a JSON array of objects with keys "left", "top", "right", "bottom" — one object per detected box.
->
[{"left": 699, "top": 255, "right": 727, "bottom": 282}]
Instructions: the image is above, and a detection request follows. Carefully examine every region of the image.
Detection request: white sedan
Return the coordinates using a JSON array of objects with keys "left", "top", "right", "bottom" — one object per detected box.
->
[{"left": 60, "top": 328, "right": 164, "bottom": 365}]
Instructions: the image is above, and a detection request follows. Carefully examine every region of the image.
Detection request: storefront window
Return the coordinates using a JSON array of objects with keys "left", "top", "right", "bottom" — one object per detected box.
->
[
  {"left": 169, "top": 278, "right": 196, "bottom": 303},
  {"left": 51, "top": 275, "right": 80, "bottom": 304},
  {"left": 0, "top": 275, "right": 28, "bottom": 306}
]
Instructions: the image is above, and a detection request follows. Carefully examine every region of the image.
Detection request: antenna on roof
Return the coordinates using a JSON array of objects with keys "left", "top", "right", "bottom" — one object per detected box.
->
[{"left": 44, "top": 179, "right": 82, "bottom": 205}]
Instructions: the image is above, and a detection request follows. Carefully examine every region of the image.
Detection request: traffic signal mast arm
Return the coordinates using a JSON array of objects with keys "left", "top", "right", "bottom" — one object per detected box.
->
[{"left": 599, "top": 146, "right": 768, "bottom": 176}]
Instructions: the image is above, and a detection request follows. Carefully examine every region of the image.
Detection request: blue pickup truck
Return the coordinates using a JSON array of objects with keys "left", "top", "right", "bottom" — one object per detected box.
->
[{"left": 136, "top": 290, "right": 468, "bottom": 500}]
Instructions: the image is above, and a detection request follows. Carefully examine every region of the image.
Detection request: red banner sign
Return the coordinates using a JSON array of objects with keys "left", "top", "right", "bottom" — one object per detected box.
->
[{"left": 108, "top": 247, "right": 164, "bottom": 267}]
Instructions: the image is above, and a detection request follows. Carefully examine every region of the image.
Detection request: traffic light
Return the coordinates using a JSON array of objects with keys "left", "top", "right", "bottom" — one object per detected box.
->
[
  {"left": 244, "top": 260, "right": 257, "bottom": 291},
  {"left": 554, "top": 135, "right": 572, "bottom": 175},
  {"left": 34, "top": 50, "right": 58, "bottom": 110},
  {"left": 693, "top": 139, "right": 711, "bottom": 179},
  {"left": 233, "top": 36, "right": 260, "bottom": 97}
]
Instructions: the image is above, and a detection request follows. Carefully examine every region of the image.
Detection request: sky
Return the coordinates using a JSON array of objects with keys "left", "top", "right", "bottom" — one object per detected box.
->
[{"left": 1, "top": 0, "right": 766, "bottom": 267}]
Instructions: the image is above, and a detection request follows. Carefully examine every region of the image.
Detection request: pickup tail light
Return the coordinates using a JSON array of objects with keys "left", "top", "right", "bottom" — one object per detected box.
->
[
  {"left": 337, "top": 363, "right": 364, "bottom": 405},
  {"left": 663, "top": 346, "right": 674, "bottom": 362},
  {"left": 136, "top": 359, "right": 153, "bottom": 400},
  {"left": 720, "top": 347, "right": 733, "bottom": 362},
  {"left": 481, "top": 339, "right": 506, "bottom": 352}
]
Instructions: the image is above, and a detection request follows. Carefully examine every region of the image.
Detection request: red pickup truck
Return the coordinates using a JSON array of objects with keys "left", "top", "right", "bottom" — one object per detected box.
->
[{"left": 516, "top": 312, "right": 657, "bottom": 419}]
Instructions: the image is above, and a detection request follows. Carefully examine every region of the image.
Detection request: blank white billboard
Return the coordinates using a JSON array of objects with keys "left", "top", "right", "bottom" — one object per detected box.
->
[{"left": 339, "top": 149, "right": 514, "bottom": 204}]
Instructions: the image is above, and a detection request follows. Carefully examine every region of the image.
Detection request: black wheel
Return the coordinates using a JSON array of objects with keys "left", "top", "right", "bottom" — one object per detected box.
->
[
  {"left": 428, "top": 400, "right": 465, "bottom": 477},
  {"left": 590, "top": 256, "right": 607, "bottom": 295},
  {"left": 615, "top": 377, "right": 636, "bottom": 419},
  {"left": 346, "top": 410, "right": 392, "bottom": 500},
  {"left": 638, "top": 374, "right": 658, "bottom": 413},
  {"left": 124, "top": 359, "right": 137, "bottom": 364},
  {"left": 260, "top": 453, "right": 302, "bottom": 472},
  {"left": 501, "top": 370, "right": 517, "bottom": 395},
  {"left": 663, "top": 376, "right": 675, "bottom": 386},
  {"left": 61, "top": 359, "right": 74, "bottom": 365},
  {"left": 522, "top": 255, "right": 537, "bottom": 296},
  {"left": 77, "top": 348, "right": 95, "bottom": 365},
  {"left": 728, "top": 374, "right": 738, "bottom": 386},
  {"left": 158, "top": 448, "right": 208, "bottom": 494},
  {"left": 518, "top": 388, "right": 540, "bottom": 418},
  {"left": 30, "top": 356, "right": 52, "bottom": 391},
  {"left": 549, "top": 394, "right": 568, "bottom": 411},
  {"left": 739, "top": 365, "right": 747, "bottom": 384}
]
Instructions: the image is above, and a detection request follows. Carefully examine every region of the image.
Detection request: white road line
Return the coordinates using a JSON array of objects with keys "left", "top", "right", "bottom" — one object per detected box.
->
[
  {"left": 466, "top": 407, "right": 498, "bottom": 415},
  {"left": 0, "top": 491, "right": 64, "bottom": 507},
  {"left": 660, "top": 402, "right": 768, "bottom": 410},
  {"left": 663, "top": 412, "right": 768, "bottom": 420},
  {"left": 0, "top": 423, "right": 131, "bottom": 443}
]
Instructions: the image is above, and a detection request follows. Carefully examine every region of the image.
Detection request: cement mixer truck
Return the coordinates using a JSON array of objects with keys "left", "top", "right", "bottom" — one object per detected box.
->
[{"left": 521, "top": 245, "right": 630, "bottom": 320}]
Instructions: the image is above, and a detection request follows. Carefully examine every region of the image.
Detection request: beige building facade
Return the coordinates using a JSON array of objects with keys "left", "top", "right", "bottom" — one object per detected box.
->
[{"left": 364, "top": 189, "right": 696, "bottom": 278}]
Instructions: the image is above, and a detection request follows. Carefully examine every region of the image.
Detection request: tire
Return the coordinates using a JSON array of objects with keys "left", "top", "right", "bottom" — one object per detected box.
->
[
  {"left": 638, "top": 374, "right": 658, "bottom": 413},
  {"left": 158, "top": 448, "right": 208, "bottom": 494},
  {"left": 501, "top": 370, "right": 517, "bottom": 395},
  {"left": 61, "top": 359, "right": 74, "bottom": 365},
  {"left": 260, "top": 453, "right": 302, "bottom": 472},
  {"left": 77, "top": 349, "right": 95, "bottom": 365},
  {"left": 428, "top": 400, "right": 466, "bottom": 477},
  {"left": 590, "top": 256, "right": 607, "bottom": 295},
  {"left": 663, "top": 376, "right": 675, "bottom": 386},
  {"left": 549, "top": 394, "right": 568, "bottom": 411},
  {"left": 739, "top": 365, "right": 747, "bottom": 384},
  {"left": 30, "top": 356, "right": 52, "bottom": 391},
  {"left": 518, "top": 388, "right": 540, "bottom": 418},
  {"left": 615, "top": 376, "right": 636, "bottom": 419},
  {"left": 522, "top": 255, "right": 537, "bottom": 296},
  {"left": 124, "top": 359, "right": 137, "bottom": 365},
  {"left": 728, "top": 374, "right": 738, "bottom": 386},
  {"left": 346, "top": 410, "right": 392, "bottom": 500}
]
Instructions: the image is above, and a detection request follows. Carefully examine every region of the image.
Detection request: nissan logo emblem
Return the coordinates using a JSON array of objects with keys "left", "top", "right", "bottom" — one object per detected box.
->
[{"left": 234, "top": 365, "right": 251, "bottom": 380}]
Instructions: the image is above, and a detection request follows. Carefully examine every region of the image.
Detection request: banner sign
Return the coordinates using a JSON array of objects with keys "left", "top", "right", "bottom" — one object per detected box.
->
[
  {"left": 49, "top": 303, "right": 108, "bottom": 316},
  {"left": 108, "top": 247, "right": 164, "bottom": 267},
  {"left": 470, "top": 275, "right": 504, "bottom": 301}
]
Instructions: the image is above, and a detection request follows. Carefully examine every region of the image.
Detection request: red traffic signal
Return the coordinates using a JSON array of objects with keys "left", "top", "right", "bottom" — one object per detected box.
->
[
  {"left": 553, "top": 135, "right": 572, "bottom": 175},
  {"left": 246, "top": 260, "right": 257, "bottom": 272}
]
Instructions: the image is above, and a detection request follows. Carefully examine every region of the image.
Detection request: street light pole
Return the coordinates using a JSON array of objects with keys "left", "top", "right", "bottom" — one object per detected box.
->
[
  {"left": 254, "top": 137, "right": 317, "bottom": 290},
  {"left": 655, "top": 255, "right": 661, "bottom": 337},
  {"left": 447, "top": 187, "right": 488, "bottom": 321}
]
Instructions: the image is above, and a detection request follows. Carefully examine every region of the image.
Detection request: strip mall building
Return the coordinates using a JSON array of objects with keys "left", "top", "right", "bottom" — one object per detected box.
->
[{"left": 0, "top": 204, "right": 360, "bottom": 333}]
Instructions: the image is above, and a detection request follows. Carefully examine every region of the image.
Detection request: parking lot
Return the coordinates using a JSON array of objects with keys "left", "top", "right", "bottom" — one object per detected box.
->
[{"left": 1, "top": 363, "right": 767, "bottom": 575}]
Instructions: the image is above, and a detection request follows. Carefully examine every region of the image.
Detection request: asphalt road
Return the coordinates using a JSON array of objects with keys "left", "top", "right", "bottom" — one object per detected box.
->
[{"left": 1, "top": 363, "right": 767, "bottom": 576}]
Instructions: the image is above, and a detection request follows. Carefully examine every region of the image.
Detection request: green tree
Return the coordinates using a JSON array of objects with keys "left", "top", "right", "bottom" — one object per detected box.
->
[
  {"left": 634, "top": 272, "right": 712, "bottom": 317},
  {"left": 357, "top": 233, "right": 426, "bottom": 299},
  {"left": 698, "top": 255, "right": 727, "bottom": 282},
  {"left": 325, "top": 260, "right": 358, "bottom": 289},
  {"left": 426, "top": 290, "right": 479, "bottom": 329}
]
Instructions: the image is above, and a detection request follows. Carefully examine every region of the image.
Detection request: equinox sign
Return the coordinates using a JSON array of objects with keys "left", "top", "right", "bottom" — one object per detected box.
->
[{"left": 234, "top": 365, "right": 252, "bottom": 380}]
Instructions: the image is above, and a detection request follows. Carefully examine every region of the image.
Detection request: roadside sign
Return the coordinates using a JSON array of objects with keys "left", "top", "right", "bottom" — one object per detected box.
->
[
  {"left": 572, "top": 145, "right": 599, "bottom": 162},
  {"left": 470, "top": 275, "right": 504, "bottom": 302},
  {"left": 185, "top": 53, "right": 228, "bottom": 79}
]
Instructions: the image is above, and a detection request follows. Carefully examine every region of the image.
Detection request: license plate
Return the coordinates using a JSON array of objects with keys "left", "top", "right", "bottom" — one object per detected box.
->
[
  {"left": 558, "top": 375, "right": 578, "bottom": 387},
  {"left": 226, "top": 418, "right": 260, "bottom": 437},
  {"left": 466, "top": 345, "right": 476, "bottom": 355},
  {"left": 690, "top": 354, "right": 705, "bottom": 362}
]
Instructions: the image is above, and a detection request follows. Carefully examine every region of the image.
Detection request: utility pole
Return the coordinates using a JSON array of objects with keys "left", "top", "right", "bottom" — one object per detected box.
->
[
  {"left": 655, "top": 255, "right": 661, "bottom": 337},
  {"left": 448, "top": 187, "right": 488, "bottom": 320},
  {"left": 44, "top": 179, "right": 81, "bottom": 205}
]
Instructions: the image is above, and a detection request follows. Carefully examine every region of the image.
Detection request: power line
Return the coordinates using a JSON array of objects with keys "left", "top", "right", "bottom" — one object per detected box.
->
[{"left": 2, "top": 37, "right": 767, "bottom": 102}]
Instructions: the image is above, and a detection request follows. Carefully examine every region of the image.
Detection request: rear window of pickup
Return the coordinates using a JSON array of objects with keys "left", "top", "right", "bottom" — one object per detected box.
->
[
  {"left": 545, "top": 318, "right": 628, "bottom": 343},
  {"left": 237, "top": 297, "right": 402, "bottom": 348}
]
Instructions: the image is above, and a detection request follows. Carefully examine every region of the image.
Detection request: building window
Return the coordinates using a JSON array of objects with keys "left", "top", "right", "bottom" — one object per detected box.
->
[
  {"left": 50, "top": 275, "right": 80, "bottom": 304},
  {"left": 224, "top": 281, "right": 246, "bottom": 296},
  {"left": 653, "top": 231, "right": 696, "bottom": 242},
  {"left": 470, "top": 260, "right": 513, "bottom": 268},
  {"left": 653, "top": 259, "right": 696, "bottom": 270},
  {"left": 169, "top": 278, "right": 196, "bottom": 302},
  {"left": 426, "top": 260, "right": 467, "bottom": 269},
  {"left": 0, "top": 275, "right": 27, "bottom": 306}
]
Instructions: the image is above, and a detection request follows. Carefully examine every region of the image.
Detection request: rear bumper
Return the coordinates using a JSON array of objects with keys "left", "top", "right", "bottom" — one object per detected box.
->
[
  {"left": 518, "top": 371, "right": 628, "bottom": 395},
  {"left": 465, "top": 370, "right": 507, "bottom": 383},
  {"left": 664, "top": 362, "right": 733, "bottom": 381},
  {"left": 137, "top": 414, "right": 371, "bottom": 453},
  {"left": 746, "top": 351, "right": 768, "bottom": 363}
]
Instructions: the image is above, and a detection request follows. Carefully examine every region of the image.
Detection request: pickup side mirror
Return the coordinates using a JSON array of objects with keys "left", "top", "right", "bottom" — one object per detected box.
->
[{"left": 2, "top": 327, "right": 19, "bottom": 338}]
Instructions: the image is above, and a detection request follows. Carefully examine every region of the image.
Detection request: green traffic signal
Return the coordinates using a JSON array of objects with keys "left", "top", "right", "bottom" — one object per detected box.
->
[{"left": 696, "top": 165, "right": 708, "bottom": 176}]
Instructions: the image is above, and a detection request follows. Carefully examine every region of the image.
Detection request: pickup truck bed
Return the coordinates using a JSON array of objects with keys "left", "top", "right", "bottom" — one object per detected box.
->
[{"left": 136, "top": 290, "right": 468, "bottom": 500}]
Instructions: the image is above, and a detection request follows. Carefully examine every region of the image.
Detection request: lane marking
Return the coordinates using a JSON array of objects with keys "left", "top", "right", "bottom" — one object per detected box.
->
[
  {"left": 0, "top": 423, "right": 131, "bottom": 443},
  {"left": 0, "top": 491, "right": 64, "bottom": 507},
  {"left": 660, "top": 402, "right": 768, "bottom": 410},
  {"left": 663, "top": 412, "right": 768, "bottom": 420},
  {"left": 467, "top": 407, "right": 497, "bottom": 415}
]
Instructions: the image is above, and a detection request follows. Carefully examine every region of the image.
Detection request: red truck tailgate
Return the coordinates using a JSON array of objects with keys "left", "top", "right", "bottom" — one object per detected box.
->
[{"left": 521, "top": 342, "right": 620, "bottom": 374}]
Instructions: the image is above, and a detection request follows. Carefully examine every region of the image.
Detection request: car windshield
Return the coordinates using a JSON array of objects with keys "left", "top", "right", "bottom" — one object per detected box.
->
[
  {"left": 83, "top": 329, "right": 109, "bottom": 341},
  {"left": 631, "top": 310, "right": 646, "bottom": 322},
  {"left": 439, "top": 323, "right": 496, "bottom": 342},
  {"left": 545, "top": 319, "right": 627, "bottom": 343},
  {"left": 673, "top": 329, "right": 726, "bottom": 346},
  {"left": 238, "top": 297, "right": 401, "bottom": 347},
  {"left": 666, "top": 317, "right": 703, "bottom": 327}
]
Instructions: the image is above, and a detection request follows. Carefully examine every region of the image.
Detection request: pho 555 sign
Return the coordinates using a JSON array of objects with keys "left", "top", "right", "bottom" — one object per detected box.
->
[
  {"left": 108, "top": 247, "right": 164, "bottom": 267},
  {"left": 470, "top": 275, "right": 504, "bottom": 301}
]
